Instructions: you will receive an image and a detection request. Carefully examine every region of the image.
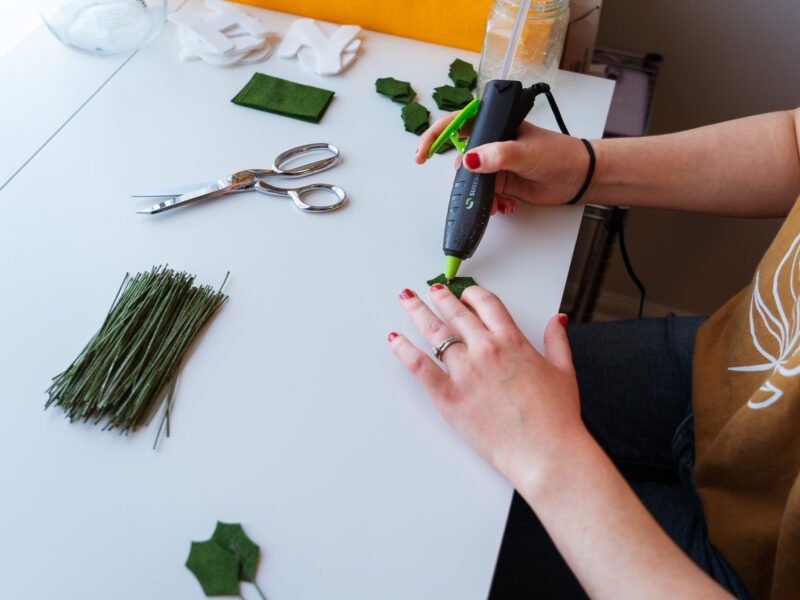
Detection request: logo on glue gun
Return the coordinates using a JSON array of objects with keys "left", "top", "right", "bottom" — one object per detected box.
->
[{"left": 465, "top": 197, "right": 474, "bottom": 209}]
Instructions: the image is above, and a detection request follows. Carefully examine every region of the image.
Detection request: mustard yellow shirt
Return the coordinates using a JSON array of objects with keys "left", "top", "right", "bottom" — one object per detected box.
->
[{"left": 694, "top": 197, "right": 800, "bottom": 599}]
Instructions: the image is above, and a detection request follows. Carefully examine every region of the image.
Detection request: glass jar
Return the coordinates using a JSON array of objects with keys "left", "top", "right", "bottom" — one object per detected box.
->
[
  {"left": 39, "top": 0, "right": 166, "bottom": 55},
  {"left": 477, "top": 0, "right": 570, "bottom": 96}
]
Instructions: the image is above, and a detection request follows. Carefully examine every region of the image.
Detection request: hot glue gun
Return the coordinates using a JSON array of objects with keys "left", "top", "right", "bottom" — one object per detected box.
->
[{"left": 427, "top": 80, "right": 571, "bottom": 282}]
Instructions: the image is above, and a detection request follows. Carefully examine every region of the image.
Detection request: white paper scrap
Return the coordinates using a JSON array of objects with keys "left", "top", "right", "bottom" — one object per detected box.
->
[
  {"left": 278, "top": 18, "right": 362, "bottom": 76},
  {"left": 168, "top": 0, "right": 273, "bottom": 67}
]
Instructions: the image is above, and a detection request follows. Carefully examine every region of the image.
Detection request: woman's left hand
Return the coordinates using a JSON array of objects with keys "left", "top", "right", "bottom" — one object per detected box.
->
[{"left": 388, "top": 283, "right": 588, "bottom": 490}]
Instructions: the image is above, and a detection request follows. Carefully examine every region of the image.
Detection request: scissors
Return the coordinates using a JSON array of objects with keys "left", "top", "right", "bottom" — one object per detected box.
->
[{"left": 134, "top": 142, "right": 346, "bottom": 214}]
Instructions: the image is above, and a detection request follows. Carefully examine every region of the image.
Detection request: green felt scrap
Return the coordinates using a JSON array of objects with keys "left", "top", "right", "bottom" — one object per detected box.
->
[
  {"left": 432, "top": 85, "right": 474, "bottom": 112},
  {"left": 211, "top": 522, "right": 260, "bottom": 582},
  {"left": 449, "top": 58, "right": 477, "bottom": 90},
  {"left": 401, "top": 102, "right": 430, "bottom": 135},
  {"left": 231, "top": 73, "right": 334, "bottom": 123},
  {"left": 375, "top": 77, "right": 416, "bottom": 104},
  {"left": 427, "top": 274, "right": 478, "bottom": 299},
  {"left": 185, "top": 540, "right": 241, "bottom": 596}
]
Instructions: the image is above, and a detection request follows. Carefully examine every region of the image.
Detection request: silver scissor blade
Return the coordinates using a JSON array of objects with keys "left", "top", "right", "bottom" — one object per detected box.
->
[
  {"left": 137, "top": 197, "right": 184, "bottom": 214},
  {"left": 136, "top": 179, "right": 254, "bottom": 215},
  {"left": 136, "top": 185, "right": 222, "bottom": 215},
  {"left": 131, "top": 181, "right": 218, "bottom": 198}
]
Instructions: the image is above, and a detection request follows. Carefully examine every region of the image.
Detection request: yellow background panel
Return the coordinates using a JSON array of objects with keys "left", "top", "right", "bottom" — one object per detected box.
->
[{"left": 234, "top": 0, "right": 492, "bottom": 52}]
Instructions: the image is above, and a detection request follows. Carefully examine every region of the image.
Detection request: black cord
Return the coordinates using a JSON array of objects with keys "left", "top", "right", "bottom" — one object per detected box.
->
[
  {"left": 615, "top": 213, "right": 646, "bottom": 318},
  {"left": 542, "top": 86, "right": 646, "bottom": 318},
  {"left": 545, "top": 90, "right": 570, "bottom": 136}
]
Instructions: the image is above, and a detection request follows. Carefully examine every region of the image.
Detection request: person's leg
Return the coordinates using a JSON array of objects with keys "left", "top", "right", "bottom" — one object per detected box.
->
[
  {"left": 489, "top": 315, "right": 745, "bottom": 599},
  {"left": 571, "top": 315, "right": 704, "bottom": 479}
]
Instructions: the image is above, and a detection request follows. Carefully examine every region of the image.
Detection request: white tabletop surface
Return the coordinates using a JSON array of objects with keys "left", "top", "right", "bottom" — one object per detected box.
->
[{"left": 0, "top": 3, "right": 613, "bottom": 598}]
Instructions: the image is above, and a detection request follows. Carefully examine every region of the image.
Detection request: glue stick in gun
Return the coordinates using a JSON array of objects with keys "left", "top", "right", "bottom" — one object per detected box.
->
[{"left": 440, "top": 81, "right": 570, "bottom": 282}]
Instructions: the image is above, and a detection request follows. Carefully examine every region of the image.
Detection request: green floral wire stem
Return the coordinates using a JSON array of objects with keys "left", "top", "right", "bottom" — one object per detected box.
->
[
  {"left": 230, "top": 546, "right": 268, "bottom": 600},
  {"left": 45, "top": 266, "right": 229, "bottom": 447}
]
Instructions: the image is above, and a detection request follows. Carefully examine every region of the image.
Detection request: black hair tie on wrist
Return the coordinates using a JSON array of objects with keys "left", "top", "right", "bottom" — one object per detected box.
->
[{"left": 567, "top": 139, "right": 595, "bottom": 205}]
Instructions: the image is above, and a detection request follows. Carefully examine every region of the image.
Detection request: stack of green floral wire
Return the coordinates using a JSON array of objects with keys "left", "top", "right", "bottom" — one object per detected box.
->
[{"left": 45, "top": 266, "right": 229, "bottom": 448}]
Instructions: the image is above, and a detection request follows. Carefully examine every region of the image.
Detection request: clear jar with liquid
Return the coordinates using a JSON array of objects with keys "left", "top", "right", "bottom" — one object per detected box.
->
[
  {"left": 39, "top": 0, "right": 166, "bottom": 55},
  {"left": 477, "top": 0, "right": 569, "bottom": 96}
]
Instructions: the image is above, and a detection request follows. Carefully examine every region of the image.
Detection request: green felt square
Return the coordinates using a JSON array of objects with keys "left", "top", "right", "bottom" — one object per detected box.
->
[
  {"left": 375, "top": 77, "right": 416, "bottom": 104},
  {"left": 432, "top": 86, "right": 474, "bottom": 112},
  {"left": 401, "top": 102, "right": 430, "bottom": 135},
  {"left": 426, "top": 274, "right": 478, "bottom": 299},
  {"left": 449, "top": 58, "right": 477, "bottom": 90},
  {"left": 232, "top": 73, "right": 334, "bottom": 123},
  {"left": 211, "top": 522, "right": 260, "bottom": 582},
  {"left": 185, "top": 540, "right": 240, "bottom": 596}
]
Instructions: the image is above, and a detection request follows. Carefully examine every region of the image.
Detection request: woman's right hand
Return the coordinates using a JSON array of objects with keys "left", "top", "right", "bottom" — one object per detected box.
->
[{"left": 414, "top": 113, "right": 592, "bottom": 211}]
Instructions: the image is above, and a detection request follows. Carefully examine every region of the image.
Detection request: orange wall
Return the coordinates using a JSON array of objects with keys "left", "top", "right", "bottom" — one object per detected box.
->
[{"left": 234, "top": 0, "right": 490, "bottom": 52}]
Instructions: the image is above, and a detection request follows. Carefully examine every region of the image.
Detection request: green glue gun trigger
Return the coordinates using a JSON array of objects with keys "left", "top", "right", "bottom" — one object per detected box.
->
[{"left": 427, "top": 97, "right": 481, "bottom": 158}]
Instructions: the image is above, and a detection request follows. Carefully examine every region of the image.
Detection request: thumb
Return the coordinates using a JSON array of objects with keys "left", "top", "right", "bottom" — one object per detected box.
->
[
  {"left": 463, "top": 140, "right": 531, "bottom": 175},
  {"left": 543, "top": 313, "right": 574, "bottom": 373}
]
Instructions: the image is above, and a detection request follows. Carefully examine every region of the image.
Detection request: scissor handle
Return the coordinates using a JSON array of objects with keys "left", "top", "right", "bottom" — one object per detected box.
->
[
  {"left": 267, "top": 143, "right": 340, "bottom": 177},
  {"left": 254, "top": 180, "right": 346, "bottom": 213}
]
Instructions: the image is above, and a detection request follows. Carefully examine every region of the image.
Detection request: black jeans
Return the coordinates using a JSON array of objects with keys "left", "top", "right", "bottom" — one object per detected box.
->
[{"left": 488, "top": 316, "right": 752, "bottom": 599}]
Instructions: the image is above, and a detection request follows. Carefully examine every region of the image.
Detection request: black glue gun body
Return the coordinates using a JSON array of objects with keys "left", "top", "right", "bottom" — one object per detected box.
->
[{"left": 443, "top": 80, "right": 547, "bottom": 265}]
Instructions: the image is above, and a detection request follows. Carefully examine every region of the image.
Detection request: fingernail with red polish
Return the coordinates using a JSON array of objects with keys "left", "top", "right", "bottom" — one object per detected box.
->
[
  {"left": 431, "top": 283, "right": 445, "bottom": 291},
  {"left": 399, "top": 288, "right": 414, "bottom": 300},
  {"left": 388, "top": 332, "right": 399, "bottom": 342},
  {"left": 558, "top": 313, "right": 568, "bottom": 328},
  {"left": 465, "top": 152, "right": 481, "bottom": 169}
]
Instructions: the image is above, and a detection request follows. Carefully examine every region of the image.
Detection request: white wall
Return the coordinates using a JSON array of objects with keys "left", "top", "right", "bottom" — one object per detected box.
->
[{"left": 584, "top": 0, "right": 799, "bottom": 318}]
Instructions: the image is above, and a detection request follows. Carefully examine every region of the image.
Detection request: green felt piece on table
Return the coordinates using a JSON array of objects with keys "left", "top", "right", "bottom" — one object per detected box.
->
[
  {"left": 449, "top": 58, "right": 477, "bottom": 90},
  {"left": 185, "top": 540, "right": 241, "bottom": 596},
  {"left": 401, "top": 102, "right": 430, "bottom": 135},
  {"left": 432, "top": 85, "right": 474, "bottom": 111},
  {"left": 232, "top": 72, "right": 334, "bottom": 123},
  {"left": 375, "top": 77, "right": 416, "bottom": 104},
  {"left": 426, "top": 274, "right": 478, "bottom": 299},
  {"left": 211, "top": 522, "right": 260, "bottom": 582}
]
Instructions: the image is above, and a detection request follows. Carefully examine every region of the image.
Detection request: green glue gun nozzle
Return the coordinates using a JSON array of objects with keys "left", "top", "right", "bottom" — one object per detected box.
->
[
  {"left": 444, "top": 255, "right": 462, "bottom": 281},
  {"left": 427, "top": 98, "right": 481, "bottom": 158}
]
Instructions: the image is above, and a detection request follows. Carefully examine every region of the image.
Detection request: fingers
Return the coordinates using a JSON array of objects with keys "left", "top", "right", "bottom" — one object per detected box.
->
[
  {"left": 543, "top": 313, "right": 574, "bottom": 373},
  {"left": 459, "top": 286, "right": 519, "bottom": 334},
  {"left": 415, "top": 111, "right": 461, "bottom": 164},
  {"left": 495, "top": 195, "right": 518, "bottom": 215},
  {"left": 387, "top": 332, "right": 451, "bottom": 398},
  {"left": 428, "top": 284, "right": 488, "bottom": 341},
  {"left": 496, "top": 171, "right": 539, "bottom": 206},
  {"left": 397, "top": 288, "right": 468, "bottom": 362},
  {"left": 463, "top": 140, "right": 535, "bottom": 176}
]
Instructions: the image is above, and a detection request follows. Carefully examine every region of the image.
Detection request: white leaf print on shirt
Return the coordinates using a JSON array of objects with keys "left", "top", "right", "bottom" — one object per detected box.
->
[{"left": 729, "top": 231, "right": 800, "bottom": 409}]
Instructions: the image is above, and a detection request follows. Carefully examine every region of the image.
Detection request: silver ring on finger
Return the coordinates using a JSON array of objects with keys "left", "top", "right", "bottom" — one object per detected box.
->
[{"left": 432, "top": 336, "right": 463, "bottom": 361}]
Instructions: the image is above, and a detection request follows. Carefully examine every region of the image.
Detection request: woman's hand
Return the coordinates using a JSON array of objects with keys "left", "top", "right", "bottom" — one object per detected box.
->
[
  {"left": 388, "top": 285, "right": 736, "bottom": 600},
  {"left": 387, "top": 283, "right": 588, "bottom": 490},
  {"left": 413, "top": 113, "right": 592, "bottom": 214}
]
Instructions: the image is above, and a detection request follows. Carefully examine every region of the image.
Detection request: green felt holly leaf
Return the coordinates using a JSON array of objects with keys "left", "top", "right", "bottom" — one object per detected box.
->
[
  {"left": 185, "top": 540, "right": 241, "bottom": 596},
  {"left": 432, "top": 85, "right": 474, "bottom": 112},
  {"left": 449, "top": 58, "right": 477, "bottom": 90},
  {"left": 211, "top": 522, "right": 260, "bottom": 582},
  {"left": 426, "top": 274, "right": 478, "bottom": 299},
  {"left": 375, "top": 77, "right": 416, "bottom": 104},
  {"left": 401, "top": 102, "right": 430, "bottom": 135}
]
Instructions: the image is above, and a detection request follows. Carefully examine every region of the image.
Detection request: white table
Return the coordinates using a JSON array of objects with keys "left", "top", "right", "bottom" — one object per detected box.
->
[{"left": 0, "top": 4, "right": 613, "bottom": 598}]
